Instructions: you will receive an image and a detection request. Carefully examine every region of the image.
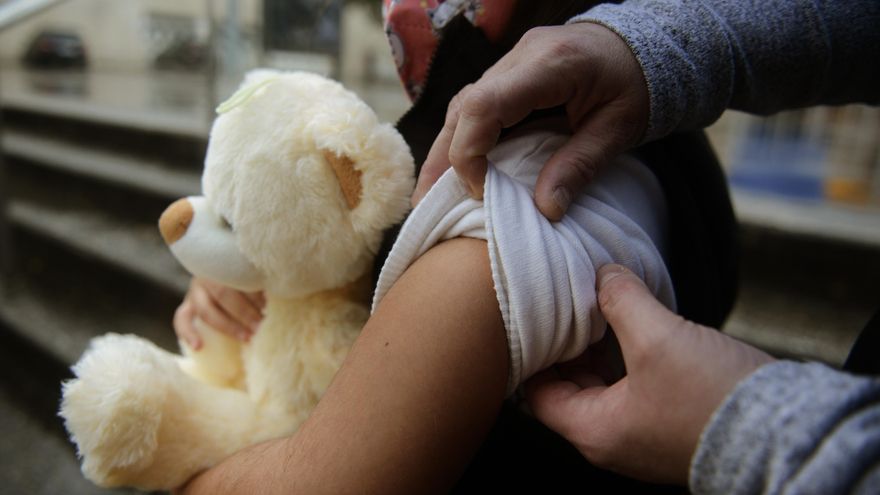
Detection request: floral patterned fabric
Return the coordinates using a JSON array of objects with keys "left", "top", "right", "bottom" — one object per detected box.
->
[{"left": 382, "top": 0, "right": 516, "bottom": 100}]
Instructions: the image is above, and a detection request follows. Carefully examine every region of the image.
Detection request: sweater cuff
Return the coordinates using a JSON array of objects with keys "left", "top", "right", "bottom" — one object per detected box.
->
[
  {"left": 568, "top": 3, "right": 732, "bottom": 143},
  {"left": 689, "top": 361, "right": 880, "bottom": 494}
]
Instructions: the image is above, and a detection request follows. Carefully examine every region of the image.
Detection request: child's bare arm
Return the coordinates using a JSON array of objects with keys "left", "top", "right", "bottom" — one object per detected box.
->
[{"left": 179, "top": 237, "right": 509, "bottom": 494}]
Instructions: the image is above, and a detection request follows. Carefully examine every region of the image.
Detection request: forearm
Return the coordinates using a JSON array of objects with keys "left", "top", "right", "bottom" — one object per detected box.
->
[
  {"left": 572, "top": 0, "right": 880, "bottom": 140},
  {"left": 691, "top": 361, "right": 880, "bottom": 494},
  {"left": 182, "top": 237, "right": 509, "bottom": 494}
]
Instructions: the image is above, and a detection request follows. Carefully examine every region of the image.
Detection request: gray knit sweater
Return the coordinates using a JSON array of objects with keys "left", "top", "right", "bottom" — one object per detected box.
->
[
  {"left": 569, "top": 1, "right": 880, "bottom": 493},
  {"left": 690, "top": 362, "right": 880, "bottom": 494},
  {"left": 572, "top": 0, "right": 880, "bottom": 141}
]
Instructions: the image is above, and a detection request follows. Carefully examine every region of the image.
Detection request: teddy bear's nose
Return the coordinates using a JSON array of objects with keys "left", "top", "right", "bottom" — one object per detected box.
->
[{"left": 159, "top": 198, "right": 194, "bottom": 245}]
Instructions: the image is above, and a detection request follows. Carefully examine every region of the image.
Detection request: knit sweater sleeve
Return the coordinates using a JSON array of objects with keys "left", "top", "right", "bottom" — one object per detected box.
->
[
  {"left": 569, "top": 0, "right": 880, "bottom": 141},
  {"left": 689, "top": 361, "right": 880, "bottom": 494}
]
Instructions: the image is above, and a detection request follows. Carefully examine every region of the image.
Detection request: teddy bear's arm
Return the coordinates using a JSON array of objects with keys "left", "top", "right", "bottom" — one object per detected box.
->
[{"left": 178, "top": 237, "right": 508, "bottom": 495}]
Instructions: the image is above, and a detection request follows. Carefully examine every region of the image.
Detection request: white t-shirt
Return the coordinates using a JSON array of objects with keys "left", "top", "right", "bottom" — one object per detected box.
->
[{"left": 374, "top": 121, "right": 675, "bottom": 394}]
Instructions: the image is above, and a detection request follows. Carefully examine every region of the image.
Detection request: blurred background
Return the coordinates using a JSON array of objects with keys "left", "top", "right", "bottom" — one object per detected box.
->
[{"left": 0, "top": 0, "right": 877, "bottom": 493}]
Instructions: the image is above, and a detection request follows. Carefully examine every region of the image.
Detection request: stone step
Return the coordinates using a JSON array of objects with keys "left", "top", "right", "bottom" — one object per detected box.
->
[
  {"left": 722, "top": 283, "right": 867, "bottom": 366},
  {"left": 0, "top": 67, "right": 413, "bottom": 138},
  {"left": 7, "top": 198, "right": 189, "bottom": 295},
  {"left": 2, "top": 106, "right": 207, "bottom": 171},
  {"left": 0, "top": 225, "right": 180, "bottom": 365},
  {"left": 0, "top": 320, "right": 141, "bottom": 495},
  {"left": 732, "top": 188, "right": 880, "bottom": 248},
  {"left": 0, "top": 280, "right": 177, "bottom": 369},
  {"left": 3, "top": 129, "right": 201, "bottom": 199},
  {"left": 1, "top": 69, "right": 212, "bottom": 139},
  {"left": 722, "top": 225, "right": 880, "bottom": 365},
  {"left": 0, "top": 274, "right": 177, "bottom": 366}
]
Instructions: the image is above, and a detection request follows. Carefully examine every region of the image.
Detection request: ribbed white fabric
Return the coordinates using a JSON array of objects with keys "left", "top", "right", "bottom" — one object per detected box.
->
[{"left": 373, "top": 123, "right": 675, "bottom": 394}]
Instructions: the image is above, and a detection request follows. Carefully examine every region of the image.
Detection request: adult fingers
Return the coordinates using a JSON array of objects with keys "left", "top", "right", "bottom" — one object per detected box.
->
[
  {"left": 526, "top": 367, "right": 613, "bottom": 439},
  {"left": 595, "top": 264, "right": 684, "bottom": 362},
  {"left": 412, "top": 90, "right": 465, "bottom": 205},
  {"left": 583, "top": 331, "right": 627, "bottom": 385},
  {"left": 556, "top": 361, "right": 609, "bottom": 389},
  {"left": 173, "top": 300, "right": 202, "bottom": 350},
  {"left": 448, "top": 72, "right": 576, "bottom": 199},
  {"left": 413, "top": 44, "right": 526, "bottom": 205},
  {"left": 534, "top": 102, "right": 643, "bottom": 220}
]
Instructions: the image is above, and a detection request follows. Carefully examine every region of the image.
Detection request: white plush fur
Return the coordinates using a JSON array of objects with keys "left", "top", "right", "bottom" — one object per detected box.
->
[{"left": 59, "top": 70, "right": 414, "bottom": 490}]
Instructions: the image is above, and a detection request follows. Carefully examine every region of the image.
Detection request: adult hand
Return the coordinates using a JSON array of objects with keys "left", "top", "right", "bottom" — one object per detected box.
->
[
  {"left": 526, "top": 264, "right": 775, "bottom": 485},
  {"left": 414, "top": 22, "right": 649, "bottom": 221},
  {"left": 173, "top": 277, "right": 265, "bottom": 350}
]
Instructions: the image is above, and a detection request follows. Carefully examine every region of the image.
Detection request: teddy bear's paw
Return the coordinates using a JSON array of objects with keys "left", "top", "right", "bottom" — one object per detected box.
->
[{"left": 60, "top": 333, "right": 178, "bottom": 488}]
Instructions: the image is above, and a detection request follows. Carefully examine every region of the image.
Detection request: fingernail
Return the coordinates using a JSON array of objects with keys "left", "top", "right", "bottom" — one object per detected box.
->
[
  {"left": 238, "top": 331, "right": 250, "bottom": 342},
  {"left": 598, "top": 264, "right": 628, "bottom": 287},
  {"left": 552, "top": 186, "right": 572, "bottom": 214},
  {"left": 468, "top": 176, "right": 487, "bottom": 200},
  {"left": 469, "top": 182, "right": 482, "bottom": 199},
  {"left": 456, "top": 175, "right": 474, "bottom": 197},
  {"left": 464, "top": 181, "right": 473, "bottom": 197}
]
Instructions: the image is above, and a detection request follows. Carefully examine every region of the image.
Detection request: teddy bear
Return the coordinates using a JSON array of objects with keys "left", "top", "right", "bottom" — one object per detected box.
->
[{"left": 59, "top": 69, "right": 415, "bottom": 490}]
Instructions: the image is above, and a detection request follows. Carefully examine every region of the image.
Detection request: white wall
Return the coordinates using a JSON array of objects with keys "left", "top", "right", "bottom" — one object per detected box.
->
[
  {"left": 339, "top": 3, "right": 398, "bottom": 85},
  {"left": 0, "top": 0, "right": 404, "bottom": 107},
  {"left": 0, "top": 0, "right": 261, "bottom": 70}
]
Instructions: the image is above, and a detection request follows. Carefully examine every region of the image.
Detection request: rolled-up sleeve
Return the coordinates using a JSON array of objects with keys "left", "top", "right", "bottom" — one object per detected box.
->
[{"left": 373, "top": 127, "right": 674, "bottom": 394}]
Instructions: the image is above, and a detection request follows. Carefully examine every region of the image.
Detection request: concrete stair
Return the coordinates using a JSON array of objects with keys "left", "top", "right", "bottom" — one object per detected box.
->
[
  {"left": 0, "top": 72, "right": 207, "bottom": 494},
  {"left": 727, "top": 223, "right": 879, "bottom": 365}
]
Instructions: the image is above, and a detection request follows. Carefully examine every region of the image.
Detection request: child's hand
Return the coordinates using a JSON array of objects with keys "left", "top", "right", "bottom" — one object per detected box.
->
[
  {"left": 173, "top": 277, "right": 265, "bottom": 350},
  {"left": 526, "top": 264, "right": 775, "bottom": 484},
  {"left": 414, "top": 22, "right": 649, "bottom": 221}
]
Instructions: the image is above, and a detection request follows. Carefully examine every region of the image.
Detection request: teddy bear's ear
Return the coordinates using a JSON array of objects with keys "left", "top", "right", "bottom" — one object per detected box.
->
[{"left": 323, "top": 150, "right": 362, "bottom": 209}]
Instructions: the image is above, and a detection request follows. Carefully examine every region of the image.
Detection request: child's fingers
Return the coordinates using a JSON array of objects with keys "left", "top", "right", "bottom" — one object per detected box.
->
[
  {"left": 173, "top": 300, "right": 202, "bottom": 350},
  {"left": 192, "top": 284, "right": 254, "bottom": 341},
  {"left": 246, "top": 291, "right": 267, "bottom": 310},
  {"left": 214, "top": 289, "right": 263, "bottom": 333},
  {"left": 197, "top": 279, "right": 263, "bottom": 334}
]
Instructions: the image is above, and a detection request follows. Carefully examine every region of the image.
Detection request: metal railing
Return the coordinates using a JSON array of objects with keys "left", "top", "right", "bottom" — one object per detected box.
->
[{"left": 0, "top": 0, "right": 67, "bottom": 33}]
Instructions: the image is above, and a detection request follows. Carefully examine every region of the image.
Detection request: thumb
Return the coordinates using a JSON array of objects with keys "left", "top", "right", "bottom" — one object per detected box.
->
[
  {"left": 534, "top": 104, "right": 641, "bottom": 221},
  {"left": 596, "top": 264, "right": 683, "bottom": 354}
]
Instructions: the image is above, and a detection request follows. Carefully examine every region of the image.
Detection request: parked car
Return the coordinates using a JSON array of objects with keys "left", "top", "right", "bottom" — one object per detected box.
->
[
  {"left": 153, "top": 37, "right": 208, "bottom": 71},
  {"left": 22, "top": 30, "right": 88, "bottom": 69}
]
